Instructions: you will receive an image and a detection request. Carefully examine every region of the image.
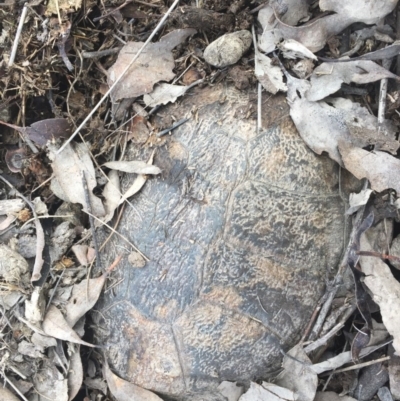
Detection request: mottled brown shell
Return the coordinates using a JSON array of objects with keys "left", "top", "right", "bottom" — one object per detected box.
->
[{"left": 96, "top": 84, "right": 346, "bottom": 400}]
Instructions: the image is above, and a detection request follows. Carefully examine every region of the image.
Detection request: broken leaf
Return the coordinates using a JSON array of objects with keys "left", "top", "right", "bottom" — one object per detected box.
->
[
  {"left": 347, "top": 189, "right": 373, "bottom": 215},
  {"left": 307, "top": 61, "right": 399, "bottom": 101},
  {"left": 108, "top": 29, "right": 196, "bottom": 101},
  {"left": 143, "top": 83, "right": 188, "bottom": 108},
  {"left": 255, "top": 52, "right": 287, "bottom": 94},
  {"left": 49, "top": 142, "right": 105, "bottom": 217},
  {"left": 42, "top": 304, "right": 96, "bottom": 347},
  {"left": 104, "top": 362, "right": 163, "bottom": 401},
  {"left": 217, "top": 381, "right": 244, "bottom": 401},
  {"left": 103, "top": 160, "right": 161, "bottom": 175},
  {"left": 340, "top": 145, "right": 400, "bottom": 194},
  {"left": 275, "top": 344, "right": 317, "bottom": 401}
]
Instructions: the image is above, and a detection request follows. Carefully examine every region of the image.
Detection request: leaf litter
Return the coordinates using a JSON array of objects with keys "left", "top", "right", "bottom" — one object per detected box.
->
[{"left": 1, "top": 0, "right": 400, "bottom": 400}]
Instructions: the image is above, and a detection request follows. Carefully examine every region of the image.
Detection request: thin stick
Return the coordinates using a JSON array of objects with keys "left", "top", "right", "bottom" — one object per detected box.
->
[
  {"left": 1, "top": 373, "right": 29, "bottom": 401},
  {"left": 321, "top": 356, "right": 390, "bottom": 375},
  {"left": 8, "top": 3, "right": 28, "bottom": 67},
  {"left": 56, "top": 0, "right": 180, "bottom": 155},
  {"left": 378, "top": 58, "right": 392, "bottom": 135}
]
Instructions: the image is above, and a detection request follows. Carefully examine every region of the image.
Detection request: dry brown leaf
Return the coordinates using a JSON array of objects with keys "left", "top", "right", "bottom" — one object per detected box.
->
[
  {"left": 275, "top": 344, "right": 317, "bottom": 401},
  {"left": 68, "top": 346, "right": 83, "bottom": 401},
  {"left": 42, "top": 304, "right": 96, "bottom": 347},
  {"left": 339, "top": 145, "right": 400, "bottom": 193},
  {"left": 307, "top": 61, "right": 399, "bottom": 101},
  {"left": 104, "top": 362, "right": 163, "bottom": 401},
  {"left": 239, "top": 382, "right": 296, "bottom": 401},
  {"left": 0, "top": 387, "right": 21, "bottom": 401},
  {"left": 103, "top": 160, "right": 161, "bottom": 175},
  {"left": 143, "top": 83, "right": 188, "bottom": 107},
  {"left": 50, "top": 142, "right": 105, "bottom": 218},
  {"left": 360, "top": 235, "right": 400, "bottom": 354},
  {"left": 64, "top": 274, "right": 106, "bottom": 327},
  {"left": 108, "top": 29, "right": 196, "bottom": 101},
  {"left": 255, "top": 52, "right": 287, "bottom": 94}
]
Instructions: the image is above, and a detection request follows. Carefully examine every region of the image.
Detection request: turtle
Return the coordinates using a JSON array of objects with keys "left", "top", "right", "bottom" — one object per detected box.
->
[{"left": 96, "top": 83, "right": 351, "bottom": 400}]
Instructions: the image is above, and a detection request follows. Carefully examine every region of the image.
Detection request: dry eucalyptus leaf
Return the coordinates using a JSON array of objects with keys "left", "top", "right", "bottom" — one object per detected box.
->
[
  {"left": 320, "top": 0, "right": 397, "bottom": 24},
  {"left": 258, "top": 0, "right": 397, "bottom": 53},
  {"left": 68, "top": 346, "right": 83, "bottom": 401},
  {"left": 104, "top": 160, "right": 161, "bottom": 175},
  {"left": 262, "top": 383, "right": 296, "bottom": 400},
  {"left": 278, "top": 39, "right": 317, "bottom": 60},
  {"left": 143, "top": 83, "right": 188, "bottom": 107},
  {"left": 119, "top": 153, "right": 155, "bottom": 204},
  {"left": 360, "top": 235, "right": 400, "bottom": 354},
  {"left": 64, "top": 274, "right": 107, "bottom": 327},
  {"left": 275, "top": 344, "right": 317, "bottom": 401},
  {"left": 287, "top": 76, "right": 397, "bottom": 164},
  {"left": 103, "top": 170, "right": 121, "bottom": 224},
  {"left": 255, "top": 52, "right": 287, "bottom": 94},
  {"left": 339, "top": 145, "right": 400, "bottom": 193},
  {"left": 0, "top": 387, "right": 23, "bottom": 401},
  {"left": 50, "top": 142, "right": 105, "bottom": 218},
  {"left": 104, "top": 362, "right": 163, "bottom": 401},
  {"left": 108, "top": 28, "right": 196, "bottom": 101},
  {"left": 42, "top": 305, "right": 96, "bottom": 347},
  {"left": 307, "top": 60, "right": 399, "bottom": 101}
]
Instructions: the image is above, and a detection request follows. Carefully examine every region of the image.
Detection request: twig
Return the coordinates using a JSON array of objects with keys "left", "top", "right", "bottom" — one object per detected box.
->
[
  {"left": 84, "top": 210, "right": 149, "bottom": 261},
  {"left": 378, "top": 58, "right": 392, "bottom": 135},
  {"left": 8, "top": 3, "right": 28, "bottom": 67},
  {"left": 157, "top": 117, "right": 190, "bottom": 137},
  {"left": 320, "top": 356, "right": 390, "bottom": 375},
  {"left": 1, "top": 373, "right": 29, "bottom": 401},
  {"left": 304, "top": 304, "right": 357, "bottom": 353},
  {"left": 56, "top": 0, "right": 181, "bottom": 155},
  {"left": 82, "top": 47, "right": 122, "bottom": 58}
]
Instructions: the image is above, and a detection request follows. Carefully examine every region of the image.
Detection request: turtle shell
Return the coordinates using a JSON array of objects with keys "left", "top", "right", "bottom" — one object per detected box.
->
[{"left": 96, "top": 84, "right": 347, "bottom": 400}]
